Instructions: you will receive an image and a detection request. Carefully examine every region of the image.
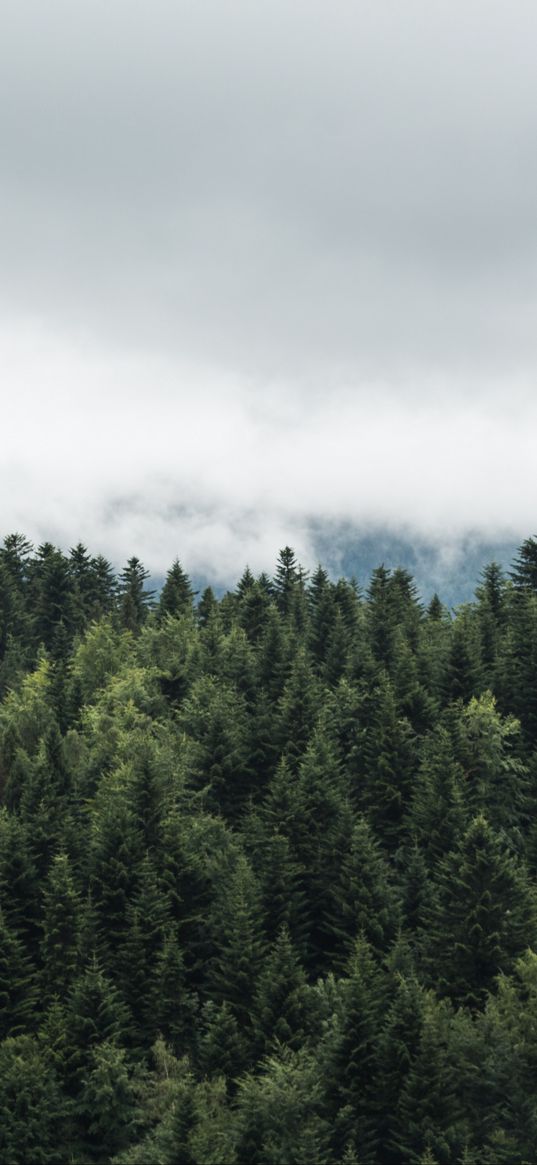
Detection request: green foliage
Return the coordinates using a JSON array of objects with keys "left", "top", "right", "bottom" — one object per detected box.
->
[
  {"left": 3, "top": 535, "right": 537, "bottom": 1160},
  {"left": 0, "top": 1035, "right": 68, "bottom": 1164},
  {"left": 425, "top": 814, "right": 537, "bottom": 1008}
]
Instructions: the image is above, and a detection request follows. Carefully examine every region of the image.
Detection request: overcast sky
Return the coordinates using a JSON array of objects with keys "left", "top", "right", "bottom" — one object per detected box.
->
[{"left": 2, "top": 0, "right": 537, "bottom": 580}]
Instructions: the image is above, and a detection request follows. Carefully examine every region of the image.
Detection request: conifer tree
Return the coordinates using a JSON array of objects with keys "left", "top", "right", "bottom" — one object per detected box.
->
[
  {"left": 394, "top": 994, "right": 468, "bottom": 1164},
  {"left": 254, "top": 826, "right": 309, "bottom": 956},
  {"left": 407, "top": 723, "right": 466, "bottom": 868},
  {"left": 40, "top": 851, "right": 82, "bottom": 1001},
  {"left": 362, "top": 671, "right": 416, "bottom": 849},
  {"left": 510, "top": 536, "right": 537, "bottom": 591},
  {"left": 443, "top": 612, "right": 482, "bottom": 705},
  {"left": 63, "top": 958, "right": 131, "bottom": 1086},
  {"left": 238, "top": 578, "right": 274, "bottom": 644},
  {"left": 206, "top": 854, "right": 265, "bottom": 1027},
  {"left": 234, "top": 1046, "right": 331, "bottom": 1165},
  {"left": 118, "top": 557, "right": 154, "bottom": 632},
  {"left": 158, "top": 559, "right": 196, "bottom": 620},
  {"left": 0, "top": 907, "right": 38, "bottom": 1039},
  {"left": 178, "top": 675, "right": 251, "bottom": 817},
  {"left": 89, "top": 781, "right": 144, "bottom": 970},
  {"left": 0, "top": 808, "right": 40, "bottom": 953},
  {"left": 273, "top": 546, "right": 300, "bottom": 616},
  {"left": 196, "top": 999, "right": 250, "bottom": 1083},
  {"left": 376, "top": 973, "right": 427, "bottom": 1165},
  {"left": 425, "top": 814, "right": 537, "bottom": 1008},
  {"left": 367, "top": 564, "right": 397, "bottom": 670},
  {"left": 276, "top": 646, "right": 322, "bottom": 770},
  {"left": 252, "top": 924, "right": 309, "bottom": 1053},
  {"left": 196, "top": 585, "right": 218, "bottom": 627},
  {"left": 28, "top": 543, "right": 74, "bottom": 651},
  {"left": 308, "top": 565, "right": 337, "bottom": 668},
  {"left": 118, "top": 855, "right": 173, "bottom": 1044},
  {"left": 458, "top": 693, "right": 528, "bottom": 839},
  {"left": 256, "top": 601, "right": 290, "bottom": 700},
  {"left": 324, "top": 936, "right": 387, "bottom": 1163},
  {"left": 0, "top": 1035, "right": 68, "bottom": 1165},
  {"left": 327, "top": 814, "right": 401, "bottom": 961}
]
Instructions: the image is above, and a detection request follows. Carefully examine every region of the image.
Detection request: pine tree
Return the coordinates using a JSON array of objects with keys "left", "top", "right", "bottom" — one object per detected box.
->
[
  {"left": 158, "top": 560, "right": 196, "bottom": 620},
  {"left": 151, "top": 928, "right": 196, "bottom": 1055},
  {"left": 0, "top": 1035, "right": 68, "bottom": 1165},
  {"left": 196, "top": 999, "right": 250, "bottom": 1083},
  {"left": 63, "top": 958, "right": 131, "bottom": 1085},
  {"left": 367, "top": 565, "right": 397, "bottom": 670},
  {"left": 77, "top": 1040, "right": 136, "bottom": 1162},
  {"left": 28, "top": 543, "right": 74, "bottom": 651},
  {"left": 118, "top": 557, "right": 154, "bottom": 632},
  {"left": 238, "top": 579, "right": 274, "bottom": 644},
  {"left": 0, "top": 908, "right": 38, "bottom": 1039},
  {"left": 324, "top": 937, "right": 387, "bottom": 1163},
  {"left": 458, "top": 693, "right": 529, "bottom": 839},
  {"left": 206, "top": 854, "right": 265, "bottom": 1027},
  {"left": 276, "top": 646, "right": 322, "bottom": 770},
  {"left": 510, "top": 536, "right": 537, "bottom": 591},
  {"left": 407, "top": 723, "right": 466, "bottom": 869},
  {"left": 393, "top": 993, "right": 468, "bottom": 1164},
  {"left": 273, "top": 546, "right": 300, "bottom": 617},
  {"left": 425, "top": 815, "right": 537, "bottom": 1008},
  {"left": 40, "top": 852, "right": 82, "bottom": 1001},
  {"left": 252, "top": 925, "right": 309, "bottom": 1053},
  {"left": 362, "top": 671, "right": 416, "bottom": 850},
  {"left": 178, "top": 675, "right": 251, "bottom": 818},
  {"left": 327, "top": 814, "right": 401, "bottom": 962},
  {"left": 234, "top": 1046, "right": 331, "bottom": 1165},
  {"left": 444, "top": 612, "right": 482, "bottom": 705},
  {"left": 376, "top": 974, "right": 427, "bottom": 1165},
  {"left": 0, "top": 808, "right": 40, "bottom": 954},
  {"left": 118, "top": 855, "right": 172, "bottom": 1044}
]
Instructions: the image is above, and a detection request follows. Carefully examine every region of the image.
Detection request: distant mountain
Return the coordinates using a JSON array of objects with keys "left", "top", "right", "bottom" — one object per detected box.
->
[
  {"left": 151, "top": 529, "right": 522, "bottom": 611},
  {"left": 311, "top": 524, "right": 519, "bottom": 609}
]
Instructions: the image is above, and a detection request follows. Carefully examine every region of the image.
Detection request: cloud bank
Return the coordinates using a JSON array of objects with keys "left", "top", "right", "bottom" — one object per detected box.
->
[{"left": 1, "top": 2, "right": 537, "bottom": 579}]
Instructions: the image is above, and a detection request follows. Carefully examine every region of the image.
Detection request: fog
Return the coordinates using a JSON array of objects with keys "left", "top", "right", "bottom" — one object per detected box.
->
[{"left": 1, "top": 2, "right": 536, "bottom": 579}]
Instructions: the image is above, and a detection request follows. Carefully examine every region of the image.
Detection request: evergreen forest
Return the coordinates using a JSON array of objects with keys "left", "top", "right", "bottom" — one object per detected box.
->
[{"left": 5, "top": 533, "right": 537, "bottom": 1163}]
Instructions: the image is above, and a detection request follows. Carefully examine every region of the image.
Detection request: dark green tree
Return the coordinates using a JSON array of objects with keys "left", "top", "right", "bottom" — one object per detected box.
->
[
  {"left": 425, "top": 815, "right": 537, "bottom": 1008},
  {"left": 158, "top": 559, "right": 196, "bottom": 620},
  {"left": 118, "top": 557, "right": 154, "bottom": 632},
  {"left": 0, "top": 907, "right": 38, "bottom": 1038}
]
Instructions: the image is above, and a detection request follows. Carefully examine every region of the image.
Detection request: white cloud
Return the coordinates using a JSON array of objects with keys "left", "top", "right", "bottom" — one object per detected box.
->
[
  {"left": 1, "top": 3, "right": 537, "bottom": 579},
  {"left": 0, "top": 318, "right": 535, "bottom": 580}
]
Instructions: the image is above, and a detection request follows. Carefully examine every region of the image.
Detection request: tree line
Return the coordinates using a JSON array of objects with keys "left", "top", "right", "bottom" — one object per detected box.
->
[{"left": 3, "top": 534, "right": 537, "bottom": 1162}]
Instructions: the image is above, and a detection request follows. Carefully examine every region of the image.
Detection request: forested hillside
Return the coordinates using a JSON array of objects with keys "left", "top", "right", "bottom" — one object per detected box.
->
[{"left": 4, "top": 534, "right": 537, "bottom": 1163}]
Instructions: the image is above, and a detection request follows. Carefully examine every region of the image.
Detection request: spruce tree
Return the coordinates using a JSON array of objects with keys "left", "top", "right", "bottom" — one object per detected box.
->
[
  {"left": 327, "top": 814, "right": 401, "bottom": 962},
  {"left": 40, "top": 851, "right": 82, "bottom": 1001},
  {"left": 324, "top": 937, "right": 387, "bottom": 1163},
  {"left": 118, "top": 557, "right": 154, "bottom": 632},
  {"left": 252, "top": 924, "right": 309, "bottom": 1053},
  {"left": 425, "top": 815, "right": 537, "bottom": 1008},
  {"left": 0, "top": 1035, "right": 68, "bottom": 1165},
  {"left": 394, "top": 994, "right": 469, "bottom": 1164},
  {"left": 158, "top": 559, "right": 196, "bottom": 620},
  {"left": 376, "top": 973, "right": 427, "bottom": 1165},
  {"left": 0, "top": 908, "right": 38, "bottom": 1039},
  {"left": 206, "top": 854, "right": 265, "bottom": 1028}
]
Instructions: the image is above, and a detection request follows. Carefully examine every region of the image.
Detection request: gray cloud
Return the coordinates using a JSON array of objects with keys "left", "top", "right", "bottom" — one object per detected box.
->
[{"left": 1, "top": 2, "right": 537, "bottom": 578}]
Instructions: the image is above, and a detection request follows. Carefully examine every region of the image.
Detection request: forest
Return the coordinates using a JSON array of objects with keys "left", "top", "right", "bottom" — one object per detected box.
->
[{"left": 3, "top": 533, "right": 537, "bottom": 1164}]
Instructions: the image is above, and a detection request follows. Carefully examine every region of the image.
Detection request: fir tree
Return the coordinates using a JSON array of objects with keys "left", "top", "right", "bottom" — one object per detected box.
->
[
  {"left": 118, "top": 557, "right": 154, "bottom": 632},
  {"left": 425, "top": 814, "right": 537, "bottom": 1008},
  {"left": 0, "top": 908, "right": 38, "bottom": 1039},
  {"left": 158, "top": 559, "right": 196, "bottom": 620},
  {"left": 252, "top": 924, "right": 309, "bottom": 1053},
  {"left": 40, "top": 851, "right": 82, "bottom": 1001}
]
